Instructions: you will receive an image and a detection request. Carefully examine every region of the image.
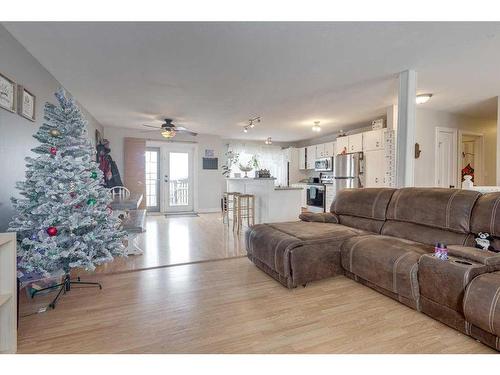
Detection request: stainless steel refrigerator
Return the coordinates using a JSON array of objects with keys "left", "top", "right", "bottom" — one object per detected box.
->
[{"left": 334, "top": 152, "right": 365, "bottom": 191}]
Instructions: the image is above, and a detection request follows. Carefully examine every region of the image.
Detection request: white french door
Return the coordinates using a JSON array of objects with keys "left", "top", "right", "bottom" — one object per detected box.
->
[{"left": 160, "top": 144, "right": 195, "bottom": 213}]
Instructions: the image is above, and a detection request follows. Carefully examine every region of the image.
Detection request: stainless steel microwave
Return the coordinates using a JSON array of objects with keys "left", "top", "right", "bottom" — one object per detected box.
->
[{"left": 314, "top": 157, "right": 333, "bottom": 172}]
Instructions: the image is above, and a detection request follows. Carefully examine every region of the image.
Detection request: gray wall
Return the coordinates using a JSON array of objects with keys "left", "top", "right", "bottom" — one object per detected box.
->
[{"left": 0, "top": 25, "right": 103, "bottom": 230}]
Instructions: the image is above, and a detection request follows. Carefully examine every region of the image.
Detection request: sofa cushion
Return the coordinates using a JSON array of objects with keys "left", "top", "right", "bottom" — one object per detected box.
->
[
  {"left": 333, "top": 188, "right": 395, "bottom": 219},
  {"left": 463, "top": 271, "right": 500, "bottom": 337},
  {"left": 333, "top": 188, "right": 395, "bottom": 233},
  {"left": 246, "top": 222, "right": 367, "bottom": 277},
  {"left": 341, "top": 235, "right": 433, "bottom": 306},
  {"left": 386, "top": 188, "right": 481, "bottom": 233},
  {"left": 381, "top": 221, "right": 469, "bottom": 247},
  {"left": 299, "top": 212, "right": 338, "bottom": 223}
]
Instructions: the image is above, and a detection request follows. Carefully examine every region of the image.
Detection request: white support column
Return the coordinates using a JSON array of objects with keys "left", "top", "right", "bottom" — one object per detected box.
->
[
  {"left": 396, "top": 70, "right": 417, "bottom": 187},
  {"left": 497, "top": 97, "right": 500, "bottom": 186}
]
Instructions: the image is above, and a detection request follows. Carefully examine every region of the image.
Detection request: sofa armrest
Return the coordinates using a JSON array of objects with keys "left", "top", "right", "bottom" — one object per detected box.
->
[
  {"left": 299, "top": 212, "right": 338, "bottom": 223},
  {"left": 447, "top": 245, "right": 500, "bottom": 266}
]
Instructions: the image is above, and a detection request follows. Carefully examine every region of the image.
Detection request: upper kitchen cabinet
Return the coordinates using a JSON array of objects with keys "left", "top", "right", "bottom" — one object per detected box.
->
[
  {"left": 323, "top": 142, "right": 335, "bottom": 157},
  {"left": 306, "top": 146, "right": 316, "bottom": 169},
  {"left": 299, "top": 147, "right": 307, "bottom": 170},
  {"left": 336, "top": 137, "right": 349, "bottom": 154},
  {"left": 362, "top": 129, "right": 384, "bottom": 151},
  {"left": 348, "top": 133, "right": 363, "bottom": 153},
  {"left": 315, "top": 143, "right": 325, "bottom": 158}
]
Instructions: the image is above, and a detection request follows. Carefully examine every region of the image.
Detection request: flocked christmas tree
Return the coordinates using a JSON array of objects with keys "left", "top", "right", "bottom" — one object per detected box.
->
[{"left": 9, "top": 89, "right": 126, "bottom": 277}]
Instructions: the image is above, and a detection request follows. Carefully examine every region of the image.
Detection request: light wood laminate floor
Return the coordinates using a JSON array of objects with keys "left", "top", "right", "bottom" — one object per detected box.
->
[
  {"left": 92, "top": 212, "right": 247, "bottom": 274},
  {"left": 18, "top": 257, "right": 494, "bottom": 354}
]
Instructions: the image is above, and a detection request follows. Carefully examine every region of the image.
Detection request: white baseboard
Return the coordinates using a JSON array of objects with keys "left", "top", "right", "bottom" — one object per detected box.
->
[{"left": 197, "top": 208, "right": 221, "bottom": 213}]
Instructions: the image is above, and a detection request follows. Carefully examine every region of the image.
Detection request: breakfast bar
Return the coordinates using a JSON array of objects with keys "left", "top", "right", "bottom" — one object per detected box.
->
[{"left": 226, "top": 178, "right": 302, "bottom": 224}]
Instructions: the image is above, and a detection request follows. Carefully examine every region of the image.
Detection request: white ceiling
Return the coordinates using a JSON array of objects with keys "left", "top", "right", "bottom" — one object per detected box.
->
[{"left": 4, "top": 22, "right": 500, "bottom": 142}]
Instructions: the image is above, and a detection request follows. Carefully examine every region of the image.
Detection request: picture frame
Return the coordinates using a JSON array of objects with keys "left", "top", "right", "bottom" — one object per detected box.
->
[
  {"left": 17, "top": 85, "right": 36, "bottom": 122},
  {"left": 0, "top": 72, "right": 17, "bottom": 113}
]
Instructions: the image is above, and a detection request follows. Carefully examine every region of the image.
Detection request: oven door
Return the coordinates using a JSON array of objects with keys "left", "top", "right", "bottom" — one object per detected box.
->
[{"left": 306, "top": 185, "right": 325, "bottom": 212}]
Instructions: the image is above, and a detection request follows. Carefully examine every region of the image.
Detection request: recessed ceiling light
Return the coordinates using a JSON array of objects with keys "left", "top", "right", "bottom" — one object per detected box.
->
[
  {"left": 416, "top": 93, "right": 433, "bottom": 104},
  {"left": 312, "top": 121, "right": 321, "bottom": 132}
]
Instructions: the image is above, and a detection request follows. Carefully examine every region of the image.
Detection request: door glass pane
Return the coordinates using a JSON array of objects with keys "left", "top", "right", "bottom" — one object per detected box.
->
[
  {"left": 169, "top": 152, "right": 189, "bottom": 206},
  {"left": 145, "top": 149, "right": 159, "bottom": 210}
]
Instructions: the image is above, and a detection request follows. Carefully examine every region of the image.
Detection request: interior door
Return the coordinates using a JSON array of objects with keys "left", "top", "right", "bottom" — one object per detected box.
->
[
  {"left": 161, "top": 144, "right": 195, "bottom": 213},
  {"left": 435, "top": 128, "right": 458, "bottom": 188}
]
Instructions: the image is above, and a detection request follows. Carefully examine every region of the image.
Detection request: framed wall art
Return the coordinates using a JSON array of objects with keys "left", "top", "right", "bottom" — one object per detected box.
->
[
  {"left": 17, "top": 85, "right": 36, "bottom": 122},
  {"left": 0, "top": 72, "right": 17, "bottom": 113}
]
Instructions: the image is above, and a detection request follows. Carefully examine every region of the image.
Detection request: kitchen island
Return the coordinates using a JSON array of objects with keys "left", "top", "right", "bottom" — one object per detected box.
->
[{"left": 226, "top": 178, "right": 302, "bottom": 224}]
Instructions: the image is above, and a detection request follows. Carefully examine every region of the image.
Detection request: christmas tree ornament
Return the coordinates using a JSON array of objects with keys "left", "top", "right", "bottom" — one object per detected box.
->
[
  {"left": 74, "top": 204, "right": 82, "bottom": 209},
  {"left": 46, "top": 226, "right": 58, "bottom": 237},
  {"left": 87, "top": 197, "right": 97, "bottom": 205},
  {"left": 49, "top": 128, "right": 61, "bottom": 137},
  {"left": 50, "top": 147, "right": 57, "bottom": 155},
  {"left": 30, "top": 233, "right": 38, "bottom": 241},
  {"left": 91, "top": 171, "right": 98, "bottom": 179},
  {"left": 70, "top": 192, "right": 76, "bottom": 198}
]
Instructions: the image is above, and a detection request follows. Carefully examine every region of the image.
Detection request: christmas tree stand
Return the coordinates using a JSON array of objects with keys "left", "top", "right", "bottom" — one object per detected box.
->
[{"left": 31, "top": 274, "right": 102, "bottom": 309}]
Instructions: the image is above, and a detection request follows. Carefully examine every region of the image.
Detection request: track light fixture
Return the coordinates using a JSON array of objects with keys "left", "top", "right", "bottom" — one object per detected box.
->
[
  {"left": 243, "top": 116, "right": 261, "bottom": 133},
  {"left": 265, "top": 137, "right": 272, "bottom": 145}
]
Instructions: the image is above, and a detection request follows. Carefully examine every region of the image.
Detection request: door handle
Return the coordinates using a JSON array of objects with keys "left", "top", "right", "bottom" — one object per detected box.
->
[{"left": 164, "top": 175, "right": 169, "bottom": 182}]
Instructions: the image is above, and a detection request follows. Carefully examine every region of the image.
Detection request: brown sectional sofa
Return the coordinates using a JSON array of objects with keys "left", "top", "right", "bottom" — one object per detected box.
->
[{"left": 245, "top": 187, "right": 500, "bottom": 351}]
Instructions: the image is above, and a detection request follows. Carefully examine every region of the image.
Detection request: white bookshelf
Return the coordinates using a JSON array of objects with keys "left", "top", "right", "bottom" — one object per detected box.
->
[{"left": 0, "top": 232, "right": 17, "bottom": 354}]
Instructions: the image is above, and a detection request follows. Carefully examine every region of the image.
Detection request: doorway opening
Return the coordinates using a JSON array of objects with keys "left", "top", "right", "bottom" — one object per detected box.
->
[{"left": 458, "top": 131, "right": 484, "bottom": 186}]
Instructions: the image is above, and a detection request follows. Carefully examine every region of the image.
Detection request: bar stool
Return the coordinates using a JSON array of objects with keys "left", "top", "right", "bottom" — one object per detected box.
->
[
  {"left": 222, "top": 192, "right": 240, "bottom": 225},
  {"left": 234, "top": 194, "right": 255, "bottom": 233}
]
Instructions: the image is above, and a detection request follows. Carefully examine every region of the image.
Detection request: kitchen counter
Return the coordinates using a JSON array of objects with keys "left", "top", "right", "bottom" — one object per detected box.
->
[
  {"left": 226, "top": 178, "right": 302, "bottom": 223},
  {"left": 274, "top": 187, "right": 303, "bottom": 191}
]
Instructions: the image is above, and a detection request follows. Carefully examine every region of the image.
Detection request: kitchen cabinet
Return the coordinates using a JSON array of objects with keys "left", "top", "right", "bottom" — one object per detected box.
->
[
  {"left": 336, "top": 137, "right": 349, "bottom": 154},
  {"left": 324, "top": 142, "right": 335, "bottom": 157},
  {"left": 348, "top": 133, "right": 363, "bottom": 153},
  {"left": 363, "top": 129, "right": 383, "bottom": 151},
  {"left": 364, "top": 149, "right": 385, "bottom": 187},
  {"left": 315, "top": 143, "right": 324, "bottom": 158},
  {"left": 325, "top": 184, "right": 336, "bottom": 212},
  {"left": 306, "top": 146, "right": 316, "bottom": 170},
  {"left": 299, "top": 147, "right": 307, "bottom": 170}
]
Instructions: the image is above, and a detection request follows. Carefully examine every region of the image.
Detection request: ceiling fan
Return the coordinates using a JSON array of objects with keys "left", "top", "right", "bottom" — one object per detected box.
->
[{"left": 142, "top": 118, "right": 198, "bottom": 138}]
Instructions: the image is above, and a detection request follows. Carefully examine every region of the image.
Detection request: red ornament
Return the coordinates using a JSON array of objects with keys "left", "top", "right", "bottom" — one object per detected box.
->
[
  {"left": 74, "top": 204, "right": 82, "bottom": 209},
  {"left": 70, "top": 192, "right": 76, "bottom": 198},
  {"left": 46, "top": 227, "right": 58, "bottom": 237},
  {"left": 50, "top": 147, "right": 57, "bottom": 155}
]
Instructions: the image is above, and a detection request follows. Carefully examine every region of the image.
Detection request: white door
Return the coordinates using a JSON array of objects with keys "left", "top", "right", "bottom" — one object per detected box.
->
[
  {"left": 161, "top": 144, "right": 195, "bottom": 212},
  {"left": 435, "top": 127, "right": 458, "bottom": 188}
]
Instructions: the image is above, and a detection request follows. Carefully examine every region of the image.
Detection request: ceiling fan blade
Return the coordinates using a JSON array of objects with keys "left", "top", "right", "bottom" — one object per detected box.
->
[
  {"left": 176, "top": 128, "right": 198, "bottom": 136},
  {"left": 140, "top": 129, "right": 161, "bottom": 133},
  {"left": 142, "top": 124, "right": 161, "bottom": 129}
]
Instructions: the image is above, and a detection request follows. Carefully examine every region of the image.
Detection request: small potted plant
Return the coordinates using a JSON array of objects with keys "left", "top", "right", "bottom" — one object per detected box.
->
[{"left": 222, "top": 151, "right": 239, "bottom": 177}]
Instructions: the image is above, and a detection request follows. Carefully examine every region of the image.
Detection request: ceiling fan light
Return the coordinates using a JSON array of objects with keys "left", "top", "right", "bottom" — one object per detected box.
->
[
  {"left": 416, "top": 93, "right": 433, "bottom": 104},
  {"left": 161, "top": 129, "right": 176, "bottom": 138}
]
